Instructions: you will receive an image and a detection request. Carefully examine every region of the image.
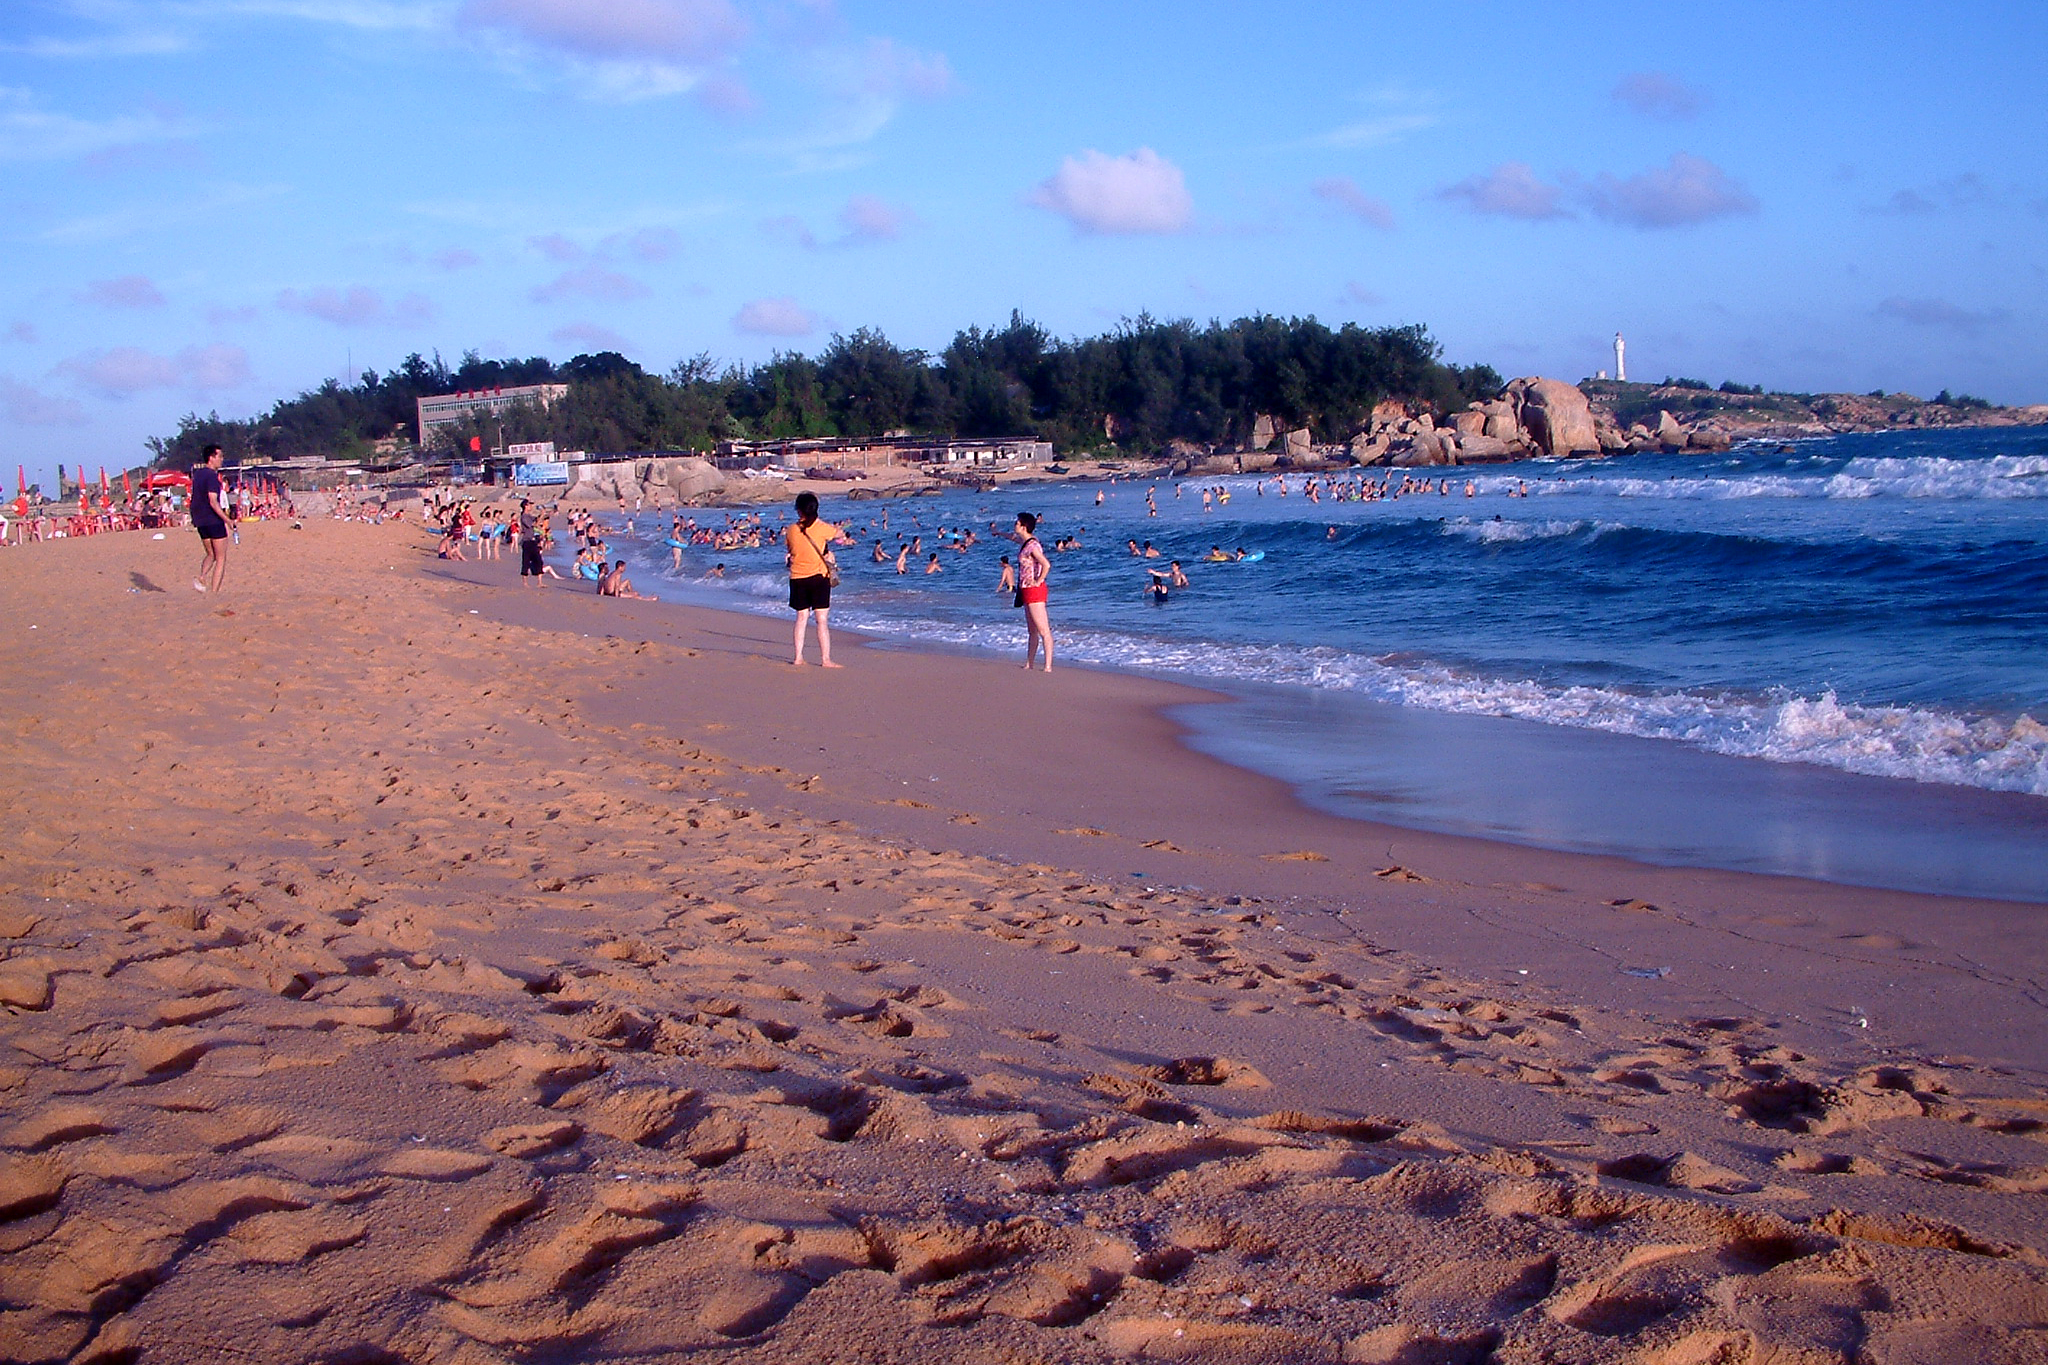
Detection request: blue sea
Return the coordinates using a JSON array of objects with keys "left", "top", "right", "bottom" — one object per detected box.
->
[{"left": 605, "top": 426, "right": 2048, "bottom": 902}]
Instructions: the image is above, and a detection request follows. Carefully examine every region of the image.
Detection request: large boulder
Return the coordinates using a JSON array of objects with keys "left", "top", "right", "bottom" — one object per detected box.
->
[
  {"left": 1507, "top": 378, "right": 1600, "bottom": 456},
  {"left": 1453, "top": 434, "right": 1515, "bottom": 462},
  {"left": 1654, "top": 409, "right": 1687, "bottom": 451},
  {"left": 1452, "top": 410, "right": 1487, "bottom": 437},
  {"left": 1250, "top": 414, "right": 1278, "bottom": 451},
  {"left": 1368, "top": 399, "right": 1408, "bottom": 435},
  {"left": 1481, "top": 400, "right": 1520, "bottom": 442},
  {"left": 1349, "top": 431, "right": 1390, "bottom": 465},
  {"left": 1284, "top": 428, "right": 1313, "bottom": 462}
]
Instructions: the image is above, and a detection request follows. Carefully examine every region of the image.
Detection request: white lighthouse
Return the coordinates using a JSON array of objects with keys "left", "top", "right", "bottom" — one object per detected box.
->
[{"left": 1614, "top": 332, "right": 1627, "bottom": 383}]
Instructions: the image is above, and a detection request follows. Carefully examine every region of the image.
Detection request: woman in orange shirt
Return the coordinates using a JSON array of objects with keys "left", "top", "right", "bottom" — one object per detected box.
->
[{"left": 785, "top": 491, "right": 845, "bottom": 668}]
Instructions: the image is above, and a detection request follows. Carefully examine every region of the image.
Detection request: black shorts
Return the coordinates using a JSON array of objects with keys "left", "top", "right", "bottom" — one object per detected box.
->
[
  {"left": 195, "top": 521, "right": 228, "bottom": 542},
  {"left": 520, "top": 540, "right": 544, "bottom": 576},
  {"left": 789, "top": 575, "right": 831, "bottom": 611}
]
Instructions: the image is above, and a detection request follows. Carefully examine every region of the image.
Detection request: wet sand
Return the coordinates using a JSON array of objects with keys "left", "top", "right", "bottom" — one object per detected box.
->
[{"left": 1, "top": 518, "right": 2044, "bottom": 1364}]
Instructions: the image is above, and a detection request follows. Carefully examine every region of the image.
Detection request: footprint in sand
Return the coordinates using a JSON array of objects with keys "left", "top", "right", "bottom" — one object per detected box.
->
[{"left": 1264, "top": 850, "right": 1330, "bottom": 863}]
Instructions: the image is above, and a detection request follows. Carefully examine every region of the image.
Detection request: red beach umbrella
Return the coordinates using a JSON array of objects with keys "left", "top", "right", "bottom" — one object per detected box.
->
[{"left": 121, "top": 469, "right": 132, "bottom": 497}]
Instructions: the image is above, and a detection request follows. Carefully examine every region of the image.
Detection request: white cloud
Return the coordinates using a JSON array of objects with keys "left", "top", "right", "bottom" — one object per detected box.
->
[
  {"left": 1612, "top": 72, "right": 1707, "bottom": 121},
  {"left": 531, "top": 266, "right": 650, "bottom": 303},
  {"left": 0, "top": 86, "right": 201, "bottom": 162},
  {"left": 1030, "top": 148, "right": 1193, "bottom": 236},
  {"left": 58, "top": 343, "right": 250, "bottom": 397},
  {"left": 277, "top": 285, "right": 434, "bottom": 326},
  {"left": 551, "top": 322, "right": 634, "bottom": 352},
  {"left": 732, "top": 296, "right": 816, "bottom": 336},
  {"left": 38, "top": 181, "right": 290, "bottom": 244},
  {"left": 1876, "top": 297, "right": 2008, "bottom": 334},
  {"left": 82, "top": 275, "right": 167, "bottom": 308},
  {"left": 1438, "top": 162, "right": 1570, "bottom": 221},
  {"left": 1584, "top": 152, "right": 1757, "bottom": 228},
  {"left": 1313, "top": 177, "right": 1395, "bottom": 230},
  {"left": 0, "top": 377, "right": 87, "bottom": 427}
]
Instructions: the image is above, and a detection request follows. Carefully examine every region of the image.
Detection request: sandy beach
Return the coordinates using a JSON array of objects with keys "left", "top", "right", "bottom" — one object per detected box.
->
[{"left": 2, "top": 518, "right": 2044, "bottom": 1365}]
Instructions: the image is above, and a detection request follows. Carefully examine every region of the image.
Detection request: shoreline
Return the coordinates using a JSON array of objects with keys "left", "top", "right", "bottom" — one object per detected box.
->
[
  {"left": 4, "top": 519, "right": 2047, "bottom": 1363},
  {"left": 433, "top": 553, "right": 2048, "bottom": 1073}
]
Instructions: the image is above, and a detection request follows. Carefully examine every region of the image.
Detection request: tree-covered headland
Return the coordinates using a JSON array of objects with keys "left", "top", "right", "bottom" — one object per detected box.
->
[{"left": 148, "top": 313, "right": 1504, "bottom": 468}]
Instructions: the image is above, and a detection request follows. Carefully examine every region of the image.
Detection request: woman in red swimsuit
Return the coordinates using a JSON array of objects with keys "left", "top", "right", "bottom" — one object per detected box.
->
[{"left": 1012, "top": 512, "right": 1053, "bottom": 672}]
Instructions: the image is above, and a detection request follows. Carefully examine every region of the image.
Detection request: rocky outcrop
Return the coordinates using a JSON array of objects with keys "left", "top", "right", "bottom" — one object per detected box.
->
[
  {"left": 565, "top": 457, "right": 724, "bottom": 505},
  {"left": 1508, "top": 378, "right": 1600, "bottom": 456}
]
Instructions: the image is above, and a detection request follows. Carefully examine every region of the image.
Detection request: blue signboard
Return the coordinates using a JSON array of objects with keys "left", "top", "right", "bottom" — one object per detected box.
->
[{"left": 513, "top": 461, "right": 570, "bottom": 487}]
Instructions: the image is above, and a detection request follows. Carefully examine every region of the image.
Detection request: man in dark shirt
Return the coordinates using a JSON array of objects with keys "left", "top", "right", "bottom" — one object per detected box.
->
[
  {"left": 517, "top": 499, "right": 545, "bottom": 586},
  {"left": 190, "top": 444, "right": 231, "bottom": 593}
]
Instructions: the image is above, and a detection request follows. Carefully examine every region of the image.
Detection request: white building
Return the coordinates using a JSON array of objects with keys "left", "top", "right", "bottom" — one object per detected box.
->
[{"left": 416, "top": 384, "right": 569, "bottom": 443}]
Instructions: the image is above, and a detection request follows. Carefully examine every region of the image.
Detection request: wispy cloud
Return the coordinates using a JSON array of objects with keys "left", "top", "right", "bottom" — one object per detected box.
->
[
  {"left": 1343, "top": 282, "right": 1383, "bottom": 307},
  {"left": 1612, "top": 72, "right": 1707, "bottom": 121},
  {"left": 1438, "top": 162, "right": 1571, "bottom": 221},
  {"left": 38, "top": 181, "right": 290, "bottom": 244},
  {"left": 57, "top": 343, "right": 251, "bottom": 397},
  {"left": 1439, "top": 154, "right": 1757, "bottom": 228},
  {"left": 430, "top": 246, "right": 480, "bottom": 270},
  {"left": 1584, "top": 152, "right": 1757, "bottom": 228},
  {"left": 0, "top": 377, "right": 87, "bottom": 426},
  {"left": 743, "top": 35, "right": 953, "bottom": 171},
  {"left": 1876, "top": 296, "right": 2008, "bottom": 334},
  {"left": 1313, "top": 177, "right": 1395, "bottom": 230},
  {"left": 1868, "top": 173, "right": 1994, "bottom": 216},
  {"left": 1030, "top": 148, "right": 1193, "bottom": 236},
  {"left": 551, "top": 321, "right": 633, "bottom": 352},
  {"left": 732, "top": 295, "right": 815, "bottom": 336},
  {"left": 460, "top": 0, "right": 747, "bottom": 102},
  {"left": 0, "top": 85, "right": 202, "bottom": 162},
  {"left": 81, "top": 275, "right": 167, "bottom": 308},
  {"left": 762, "top": 193, "right": 911, "bottom": 249},
  {"left": 531, "top": 266, "right": 650, "bottom": 303},
  {"left": 277, "top": 284, "right": 433, "bottom": 326}
]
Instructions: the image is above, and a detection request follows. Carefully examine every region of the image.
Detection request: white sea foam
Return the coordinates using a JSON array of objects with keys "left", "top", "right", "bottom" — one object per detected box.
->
[
  {"left": 1440, "top": 517, "right": 1615, "bottom": 543},
  {"left": 1517, "top": 453, "right": 2048, "bottom": 502},
  {"left": 823, "top": 608, "right": 2048, "bottom": 797}
]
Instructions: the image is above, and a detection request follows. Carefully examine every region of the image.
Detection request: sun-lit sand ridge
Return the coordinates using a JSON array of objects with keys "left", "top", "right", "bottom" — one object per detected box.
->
[{"left": 1, "top": 519, "right": 2044, "bottom": 1364}]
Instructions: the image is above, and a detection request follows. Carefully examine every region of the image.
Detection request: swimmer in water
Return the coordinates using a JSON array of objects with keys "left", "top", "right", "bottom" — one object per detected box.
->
[
  {"left": 925, "top": 553, "right": 942, "bottom": 574},
  {"left": 998, "top": 556, "right": 1015, "bottom": 593},
  {"left": 1168, "top": 560, "right": 1188, "bottom": 588}
]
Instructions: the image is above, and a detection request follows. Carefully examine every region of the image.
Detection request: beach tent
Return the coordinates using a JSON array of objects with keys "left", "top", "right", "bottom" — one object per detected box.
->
[{"left": 142, "top": 470, "right": 191, "bottom": 490}]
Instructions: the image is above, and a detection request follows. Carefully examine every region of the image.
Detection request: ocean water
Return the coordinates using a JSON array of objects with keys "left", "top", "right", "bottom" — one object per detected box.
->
[{"left": 606, "top": 426, "right": 2048, "bottom": 900}]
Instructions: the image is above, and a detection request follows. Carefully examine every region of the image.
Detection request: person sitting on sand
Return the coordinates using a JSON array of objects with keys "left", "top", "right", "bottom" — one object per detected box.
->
[{"left": 601, "top": 561, "right": 651, "bottom": 600}]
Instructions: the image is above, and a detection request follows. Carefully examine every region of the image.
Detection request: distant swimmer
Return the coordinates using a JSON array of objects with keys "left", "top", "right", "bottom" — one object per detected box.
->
[
  {"left": 1143, "top": 541, "right": 1160, "bottom": 558},
  {"left": 1327, "top": 526, "right": 1339, "bottom": 540},
  {"left": 1146, "top": 568, "right": 1170, "bottom": 602},
  {"left": 1206, "top": 545, "right": 1229, "bottom": 562},
  {"left": 871, "top": 540, "right": 888, "bottom": 562},
  {"left": 998, "top": 556, "right": 1016, "bottom": 593},
  {"left": 925, "top": 553, "right": 943, "bottom": 574},
  {"left": 1168, "top": 560, "right": 1188, "bottom": 588},
  {"left": 1465, "top": 481, "right": 1476, "bottom": 498},
  {"left": 1127, "top": 539, "right": 1142, "bottom": 556},
  {"left": 703, "top": 563, "right": 726, "bottom": 579},
  {"left": 1095, "top": 489, "right": 1105, "bottom": 506},
  {"left": 895, "top": 544, "right": 911, "bottom": 574}
]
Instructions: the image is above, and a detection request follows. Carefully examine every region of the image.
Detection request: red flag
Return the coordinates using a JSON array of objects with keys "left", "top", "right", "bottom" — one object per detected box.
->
[
  {"left": 469, "top": 436, "right": 482, "bottom": 453},
  {"left": 99, "top": 466, "right": 110, "bottom": 493},
  {"left": 121, "top": 469, "right": 132, "bottom": 496}
]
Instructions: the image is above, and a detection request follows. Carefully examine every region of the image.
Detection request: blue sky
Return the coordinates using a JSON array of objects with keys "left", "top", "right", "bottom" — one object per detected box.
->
[{"left": 3, "top": 0, "right": 2044, "bottom": 487}]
